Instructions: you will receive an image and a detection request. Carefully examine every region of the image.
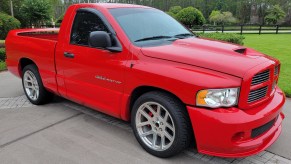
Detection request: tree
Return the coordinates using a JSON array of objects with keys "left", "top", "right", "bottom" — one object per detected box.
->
[
  {"left": 209, "top": 10, "right": 223, "bottom": 25},
  {"left": 175, "top": 7, "right": 206, "bottom": 26},
  {"left": 222, "top": 11, "right": 237, "bottom": 24},
  {"left": 19, "top": 0, "right": 52, "bottom": 27},
  {"left": 0, "top": 12, "right": 21, "bottom": 39},
  {"left": 169, "top": 6, "right": 182, "bottom": 15},
  {"left": 265, "top": 5, "right": 286, "bottom": 25},
  {"left": 209, "top": 10, "right": 236, "bottom": 25},
  {"left": 166, "top": 12, "right": 176, "bottom": 19}
]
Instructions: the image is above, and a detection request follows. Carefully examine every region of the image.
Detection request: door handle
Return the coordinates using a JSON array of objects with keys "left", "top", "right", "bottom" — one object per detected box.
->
[{"left": 64, "top": 52, "right": 75, "bottom": 58}]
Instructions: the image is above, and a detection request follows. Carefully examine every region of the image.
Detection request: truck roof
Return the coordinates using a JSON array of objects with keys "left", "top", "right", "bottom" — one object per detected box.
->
[{"left": 75, "top": 3, "right": 151, "bottom": 9}]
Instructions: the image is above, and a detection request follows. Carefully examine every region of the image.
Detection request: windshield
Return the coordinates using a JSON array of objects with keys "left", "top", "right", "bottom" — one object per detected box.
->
[{"left": 109, "top": 8, "right": 194, "bottom": 47}]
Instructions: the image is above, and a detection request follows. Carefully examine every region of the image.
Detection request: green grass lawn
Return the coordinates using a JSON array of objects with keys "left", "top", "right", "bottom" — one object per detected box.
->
[
  {"left": 244, "top": 34, "right": 291, "bottom": 97},
  {"left": 0, "top": 61, "right": 6, "bottom": 71}
]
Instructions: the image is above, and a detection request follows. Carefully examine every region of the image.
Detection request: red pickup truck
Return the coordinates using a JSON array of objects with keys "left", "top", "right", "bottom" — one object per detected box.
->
[{"left": 6, "top": 3, "right": 285, "bottom": 158}]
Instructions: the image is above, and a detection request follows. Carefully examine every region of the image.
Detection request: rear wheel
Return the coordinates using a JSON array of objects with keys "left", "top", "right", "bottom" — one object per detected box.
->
[
  {"left": 131, "top": 91, "right": 192, "bottom": 158},
  {"left": 22, "top": 64, "right": 53, "bottom": 105}
]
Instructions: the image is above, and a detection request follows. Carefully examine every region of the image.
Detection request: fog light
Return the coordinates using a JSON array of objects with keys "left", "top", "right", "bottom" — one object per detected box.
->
[{"left": 232, "top": 132, "right": 245, "bottom": 142}]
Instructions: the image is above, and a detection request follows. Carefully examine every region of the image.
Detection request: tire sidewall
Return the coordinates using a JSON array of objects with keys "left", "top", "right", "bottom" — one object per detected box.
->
[{"left": 22, "top": 65, "right": 46, "bottom": 105}]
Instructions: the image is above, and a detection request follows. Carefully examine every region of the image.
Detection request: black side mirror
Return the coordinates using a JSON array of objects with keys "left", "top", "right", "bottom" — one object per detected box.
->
[{"left": 89, "top": 31, "right": 112, "bottom": 48}]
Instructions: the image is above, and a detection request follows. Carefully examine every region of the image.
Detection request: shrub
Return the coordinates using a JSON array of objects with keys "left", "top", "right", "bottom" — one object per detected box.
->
[
  {"left": 169, "top": 6, "right": 182, "bottom": 15},
  {"left": 55, "top": 14, "right": 64, "bottom": 27},
  {"left": 0, "top": 61, "right": 6, "bottom": 71},
  {"left": 176, "top": 7, "right": 205, "bottom": 27},
  {"left": 166, "top": 12, "right": 176, "bottom": 19},
  {"left": 0, "top": 40, "right": 5, "bottom": 48},
  {"left": 0, "top": 48, "right": 6, "bottom": 61},
  {"left": 0, "top": 12, "right": 21, "bottom": 40},
  {"left": 198, "top": 33, "right": 245, "bottom": 45}
]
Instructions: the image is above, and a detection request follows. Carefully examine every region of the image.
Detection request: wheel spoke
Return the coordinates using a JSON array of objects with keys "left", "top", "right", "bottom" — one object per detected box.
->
[
  {"left": 152, "top": 133, "right": 157, "bottom": 147},
  {"left": 145, "top": 104, "right": 156, "bottom": 115},
  {"left": 32, "top": 89, "right": 37, "bottom": 99},
  {"left": 161, "top": 135, "right": 165, "bottom": 149},
  {"left": 164, "top": 131, "right": 174, "bottom": 142},
  {"left": 136, "top": 121, "right": 150, "bottom": 128},
  {"left": 165, "top": 122, "right": 174, "bottom": 132},
  {"left": 140, "top": 110, "right": 152, "bottom": 121},
  {"left": 25, "top": 85, "right": 34, "bottom": 89},
  {"left": 141, "top": 130, "right": 154, "bottom": 137},
  {"left": 164, "top": 112, "right": 169, "bottom": 121},
  {"left": 24, "top": 79, "right": 33, "bottom": 83},
  {"left": 157, "top": 105, "right": 161, "bottom": 116},
  {"left": 35, "top": 90, "right": 39, "bottom": 99}
]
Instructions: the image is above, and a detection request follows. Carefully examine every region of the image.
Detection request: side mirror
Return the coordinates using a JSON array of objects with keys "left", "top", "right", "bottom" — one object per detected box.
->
[{"left": 89, "top": 31, "right": 112, "bottom": 48}]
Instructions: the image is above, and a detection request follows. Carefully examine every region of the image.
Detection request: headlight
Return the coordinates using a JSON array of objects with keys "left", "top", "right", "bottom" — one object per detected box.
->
[{"left": 196, "top": 88, "right": 239, "bottom": 108}]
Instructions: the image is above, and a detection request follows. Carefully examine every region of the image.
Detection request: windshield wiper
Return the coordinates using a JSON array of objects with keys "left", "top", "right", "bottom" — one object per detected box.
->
[
  {"left": 174, "top": 33, "right": 194, "bottom": 39},
  {"left": 134, "top": 36, "right": 173, "bottom": 42}
]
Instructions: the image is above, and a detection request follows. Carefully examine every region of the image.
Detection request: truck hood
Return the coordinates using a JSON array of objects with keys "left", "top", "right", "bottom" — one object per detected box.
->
[{"left": 141, "top": 38, "right": 270, "bottom": 78}]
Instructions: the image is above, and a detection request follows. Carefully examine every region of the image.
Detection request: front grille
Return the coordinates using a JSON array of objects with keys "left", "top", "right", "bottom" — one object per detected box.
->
[
  {"left": 274, "top": 65, "right": 279, "bottom": 76},
  {"left": 251, "top": 70, "right": 270, "bottom": 86},
  {"left": 248, "top": 86, "right": 268, "bottom": 103},
  {"left": 251, "top": 117, "right": 276, "bottom": 138}
]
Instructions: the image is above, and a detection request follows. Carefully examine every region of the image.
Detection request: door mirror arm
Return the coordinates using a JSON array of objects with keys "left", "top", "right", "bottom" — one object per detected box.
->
[{"left": 106, "top": 47, "right": 122, "bottom": 52}]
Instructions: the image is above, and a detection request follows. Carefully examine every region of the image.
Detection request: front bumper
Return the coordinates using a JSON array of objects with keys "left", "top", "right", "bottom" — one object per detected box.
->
[{"left": 187, "top": 87, "right": 285, "bottom": 158}]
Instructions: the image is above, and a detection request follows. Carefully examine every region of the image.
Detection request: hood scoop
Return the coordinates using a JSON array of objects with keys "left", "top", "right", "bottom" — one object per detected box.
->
[{"left": 234, "top": 48, "right": 246, "bottom": 54}]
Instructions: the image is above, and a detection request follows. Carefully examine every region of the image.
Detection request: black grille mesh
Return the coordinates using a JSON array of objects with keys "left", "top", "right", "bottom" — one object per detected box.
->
[
  {"left": 251, "top": 70, "right": 270, "bottom": 86},
  {"left": 248, "top": 86, "right": 268, "bottom": 103},
  {"left": 251, "top": 117, "right": 277, "bottom": 138}
]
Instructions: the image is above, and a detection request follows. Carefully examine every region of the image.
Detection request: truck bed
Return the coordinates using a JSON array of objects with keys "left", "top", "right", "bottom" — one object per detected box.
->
[
  {"left": 5, "top": 28, "right": 60, "bottom": 93},
  {"left": 17, "top": 28, "right": 59, "bottom": 41}
]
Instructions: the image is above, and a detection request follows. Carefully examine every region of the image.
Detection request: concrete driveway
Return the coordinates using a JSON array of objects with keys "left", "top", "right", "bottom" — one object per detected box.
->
[{"left": 0, "top": 71, "right": 290, "bottom": 164}]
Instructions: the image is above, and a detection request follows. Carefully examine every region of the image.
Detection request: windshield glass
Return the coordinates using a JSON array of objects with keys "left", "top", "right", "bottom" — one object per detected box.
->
[{"left": 109, "top": 8, "right": 194, "bottom": 47}]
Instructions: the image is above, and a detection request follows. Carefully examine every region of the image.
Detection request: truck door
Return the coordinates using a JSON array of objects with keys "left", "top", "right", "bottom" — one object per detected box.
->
[{"left": 57, "top": 9, "right": 128, "bottom": 117}]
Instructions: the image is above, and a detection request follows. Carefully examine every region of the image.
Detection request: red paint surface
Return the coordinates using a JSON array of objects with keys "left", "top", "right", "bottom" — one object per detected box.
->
[{"left": 5, "top": 3, "right": 285, "bottom": 158}]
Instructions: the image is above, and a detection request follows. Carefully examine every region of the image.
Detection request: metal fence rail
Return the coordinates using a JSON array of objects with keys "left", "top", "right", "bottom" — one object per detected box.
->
[{"left": 192, "top": 25, "right": 291, "bottom": 34}]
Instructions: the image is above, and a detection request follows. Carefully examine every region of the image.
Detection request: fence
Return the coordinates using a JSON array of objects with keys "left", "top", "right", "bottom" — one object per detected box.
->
[
  {"left": 37, "top": 24, "right": 291, "bottom": 35},
  {"left": 192, "top": 25, "right": 291, "bottom": 35}
]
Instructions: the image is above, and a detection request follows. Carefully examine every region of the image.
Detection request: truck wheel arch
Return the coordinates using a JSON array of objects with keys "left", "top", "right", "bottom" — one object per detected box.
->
[
  {"left": 129, "top": 86, "right": 185, "bottom": 115},
  {"left": 19, "top": 58, "right": 37, "bottom": 76}
]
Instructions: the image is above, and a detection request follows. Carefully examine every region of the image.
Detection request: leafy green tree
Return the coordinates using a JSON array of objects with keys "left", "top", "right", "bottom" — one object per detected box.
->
[
  {"left": 19, "top": 0, "right": 52, "bottom": 27},
  {"left": 55, "top": 13, "right": 64, "bottom": 27},
  {"left": 222, "top": 11, "right": 237, "bottom": 24},
  {"left": 209, "top": 10, "right": 236, "bottom": 25},
  {"left": 176, "top": 7, "right": 205, "bottom": 26},
  {"left": 265, "top": 5, "right": 286, "bottom": 25},
  {"left": 209, "top": 10, "right": 223, "bottom": 25},
  {"left": 169, "top": 6, "right": 182, "bottom": 14},
  {"left": 0, "top": 12, "right": 21, "bottom": 39},
  {"left": 166, "top": 12, "right": 176, "bottom": 19}
]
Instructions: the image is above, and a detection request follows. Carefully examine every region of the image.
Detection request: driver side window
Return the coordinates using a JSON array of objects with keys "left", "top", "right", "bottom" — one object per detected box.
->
[{"left": 70, "top": 11, "right": 109, "bottom": 46}]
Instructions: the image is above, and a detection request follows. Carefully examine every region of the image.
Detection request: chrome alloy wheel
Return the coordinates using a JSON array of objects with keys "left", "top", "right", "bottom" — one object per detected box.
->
[
  {"left": 135, "top": 102, "right": 175, "bottom": 151},
  {"left": 23, "top": 70, "right": 39, "bottom": 101}
]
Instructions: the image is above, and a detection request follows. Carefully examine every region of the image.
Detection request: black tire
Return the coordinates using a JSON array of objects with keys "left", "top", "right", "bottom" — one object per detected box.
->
[
  {"left": 22, "top": 64, "right": 54, "bottom": 105},
  {"left": 131, "top": 91, "right": 193, "bottom": 158}
]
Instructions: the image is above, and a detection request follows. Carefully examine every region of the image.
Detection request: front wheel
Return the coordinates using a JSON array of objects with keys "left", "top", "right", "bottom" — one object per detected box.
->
[
  {"left": 131, "top": 91, "right": 192, "bottom": 158},
  {"left": 22, "top": 64, "right": 53, "bottom": 105}
]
